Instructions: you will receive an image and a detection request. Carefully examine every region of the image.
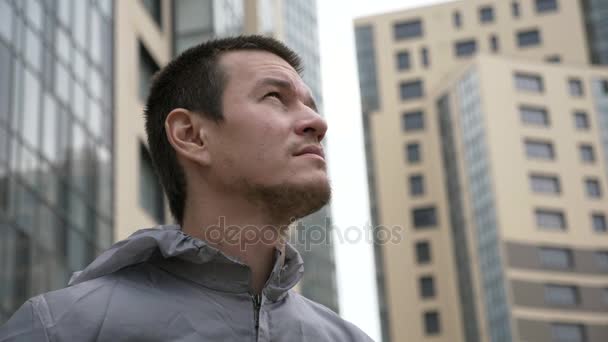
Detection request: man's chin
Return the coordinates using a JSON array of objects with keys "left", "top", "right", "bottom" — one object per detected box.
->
[{"left": 243, "top": 178, "right": 331, "bottom": 223}]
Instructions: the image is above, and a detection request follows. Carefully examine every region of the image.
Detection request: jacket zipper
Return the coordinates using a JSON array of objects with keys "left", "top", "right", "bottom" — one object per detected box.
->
[{"left": 251, "top": 293, "right": 262, "bottom": 337}]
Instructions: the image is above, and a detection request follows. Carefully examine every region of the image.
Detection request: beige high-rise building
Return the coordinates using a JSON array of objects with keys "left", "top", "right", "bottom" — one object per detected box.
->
[{"left": 355, "top": 0, "right": 608, "bottom": 341}]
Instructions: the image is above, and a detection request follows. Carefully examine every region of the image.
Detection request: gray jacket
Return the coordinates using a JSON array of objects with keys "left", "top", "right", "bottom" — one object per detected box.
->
[{"left": 0, "top": 225, "right": 373, "bottom": 341}]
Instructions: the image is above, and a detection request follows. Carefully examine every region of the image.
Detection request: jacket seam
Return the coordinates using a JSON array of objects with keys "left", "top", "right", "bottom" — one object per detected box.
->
[
  {"left": 91, "top": 276, "right": 121, "bottom": 342},
  {"left": 30, "top": 296, "right": 52, "bottom": 342}
]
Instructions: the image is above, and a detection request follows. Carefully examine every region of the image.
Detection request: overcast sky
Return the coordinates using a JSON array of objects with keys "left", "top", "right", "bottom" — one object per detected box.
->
[{"left": 317, "top": 1, "right": 451, "bottom": 340}]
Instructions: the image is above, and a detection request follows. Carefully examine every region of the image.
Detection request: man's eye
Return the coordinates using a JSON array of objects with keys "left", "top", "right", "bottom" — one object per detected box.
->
[{"left": 264, "top": 92, "right": 281, "bottom": 100}]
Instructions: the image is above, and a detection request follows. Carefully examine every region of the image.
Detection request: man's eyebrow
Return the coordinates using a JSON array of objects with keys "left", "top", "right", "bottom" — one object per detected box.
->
[{"left": 257, "top": 77, "right": 318, "bottom": 113}]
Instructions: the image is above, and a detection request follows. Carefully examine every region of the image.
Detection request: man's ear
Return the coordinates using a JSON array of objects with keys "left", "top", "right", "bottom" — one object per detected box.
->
[{"left": 165, "top": 108, "right": 211, "bottom": 166}]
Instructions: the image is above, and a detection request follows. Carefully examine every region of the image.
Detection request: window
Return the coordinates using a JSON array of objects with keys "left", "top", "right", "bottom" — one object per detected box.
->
[
  {"left": 419, "top": 276, "right": 435, "bottom": 298},
  {"left": 592, "top": 213, "right": 607, "bottom": 232},
  {"left": 0, "top": 40, "right": 9, "bottom": 122},
  {"left": 585, "top": 178, "right": 602, "bottom": 198},
  {"left": 530, "top": 174, "right": 560, "bottom": 194},
  {"left": 602, "top": 80, "right": 608, "bottom": 95},
  {"left": 400, "top": 80, "right": 424, "bottom": 100},
  {"left": 551, "top": 323, "right": 585, "bottom": 342},
  {"left": 525, "top": 140, "right": 554, "bottom": 160},
  {"left": 410, "top": 174, "right": 424, "bottom": 196},
  {"left": 412, "top": 207, "right": 437, "bottom": 228},
  {"left": 545, "top": 55, "right": 561, "bottom": 63},
  {"left": 139, "top": 42, "right": 160, "bottom": 100},
  {"left": 406, "top": 143, "right": 421, "bottom": 163},
  {"left": 141, "top": 0, "right": 162, "bottom": 27},
  {"left": 511, "top": 1, "right": 521, "bottom": 18},
  {"left": 536, "top": 0, "right": 558, "bottom": 14},
  {"left": 402, "top": 111, "right": 424, "bottom": 131},
  {"left": 394, "top": 19, "right": 423, "bottom": 40},
  {"left": 520, "top": 106, "right": 549, "bottom": 126},
  {"left": 515, "top": 73, "right": 544, "bottom": 92},
  {"left": 490, "top": 35, "right": 499, "bottom": 52},
  {"left": 424, "top": 311, "right": 440, "bottom": 335},
  {"left": 454, "top": 39, "right": 477, "bottom": 57},
  {"left": 536, "top": 209, "right": 566, "bottom": 230},
  {"left": 421, "top": 47, "right": 429, "bottom": 67},
  {"left": 396, "top": 51, "right": 410, "bottom": 70},
  {"left": 517, "top": 29, "right": 541, "bottom": 47},
  {"left": 479, "top": 6, "right": 494, "bottom": 23},
  {"left": 574, "top": 111, "right": 590, "bottom": 130},
  {"left": 453, "top": 11, "right": 462, "bottom": 28},
  {"left": 568, "top": 78, "right": 584, "bottom": 97},
  {"left": 579, "top": 144, "right": 595, "bottom": 163},
  {"left": 545, "top": 284, "right": 578, "bottom": 306},
  {"left": 415, "top": 241, "right": 431, "bottom": 264},
  {"left": 539, "top": 247, "right": 573, "bottom": 269},
  {"left": 139, "top": 143, "right": 165, "bottom": 223},
  {"left": 597, "top": 251, "right": 608, "bottom": 270}
]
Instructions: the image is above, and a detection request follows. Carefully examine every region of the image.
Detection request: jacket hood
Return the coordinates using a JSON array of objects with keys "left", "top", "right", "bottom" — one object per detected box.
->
[{"left": 68, "top": 225, "right": 304, "bottom": 301}]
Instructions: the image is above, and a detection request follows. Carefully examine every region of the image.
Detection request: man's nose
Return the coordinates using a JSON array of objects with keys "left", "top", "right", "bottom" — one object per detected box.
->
[{"left": 295, "top": 110, "right": 328, "bottom": 143}]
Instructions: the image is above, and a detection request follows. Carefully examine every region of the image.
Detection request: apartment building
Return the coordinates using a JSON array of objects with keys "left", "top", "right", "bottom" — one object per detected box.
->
[
  {"left": 0, "top": 0, "right": 338, "bottom": 323},
  {"left": 355, "top": 0, "right": 608, "bottom": 341}
]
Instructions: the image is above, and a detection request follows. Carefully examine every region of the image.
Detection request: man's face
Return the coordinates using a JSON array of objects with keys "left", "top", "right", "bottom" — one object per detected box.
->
[{"left": 202, "top": 50, "right": 330, "bottom": 221}]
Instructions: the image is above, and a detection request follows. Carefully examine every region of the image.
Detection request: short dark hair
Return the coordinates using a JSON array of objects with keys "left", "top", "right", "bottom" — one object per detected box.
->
[{"left": 143, "top": 35, "right": 302, "bottom": 225}]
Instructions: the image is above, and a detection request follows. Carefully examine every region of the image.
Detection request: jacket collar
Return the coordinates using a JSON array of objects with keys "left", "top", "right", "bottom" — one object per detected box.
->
[{"left": 69, "top": 225, "right": 304, "bottom": 302}]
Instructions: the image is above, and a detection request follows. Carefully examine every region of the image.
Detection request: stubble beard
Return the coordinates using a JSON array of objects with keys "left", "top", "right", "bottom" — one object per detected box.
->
[{"left": 239, "top": 176, "right": 332, "bottom": 232}]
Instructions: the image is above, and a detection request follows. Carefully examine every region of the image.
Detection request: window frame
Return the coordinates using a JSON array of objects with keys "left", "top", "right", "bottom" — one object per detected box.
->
[
  {"left": 415, "top": 241, "right": 431, "bottom": 264},
  {"left": 402, "top": 110, "right": 425, "bottom": 131},
  {"left": 409, "top": 174, "right": 424, "bottom": 196},
  {"left": 394, "top": 19, "right": 423, "bottom": 40},
  {"left": 535, "top": 0, "right": 559, "bottom": 14},
  {"left": 530, "top": 173, "right": 561, "bottom": 194},
  {"left": 399, "top": 79, "right": 424, "bottom": 100},
  {"left": 396, "top": 51, "right": 411, "bottom": 71},
  {"left": 568, "top": 78, "right": 584, "bottom": 97},
  {"left": 538, "top": 247, "right": 573, "bottom": 270},
  {"left": 419, "top": 275, "right": 436, "bottom": 299},
  {"left": 412, "top": 206, "right": 438, "bottom": 229},
  {"left": 519, "top": 105, "right": 550, "bottom": 126},
  {"left": 454, "top": 39, "right": 477, "bottom": 57},
  {"left": 524, "top": 139, "right": 555, "bottom": 160},
  {"left": 515, "top": 72, "right": 544, "bottom": 92},
  {"left": 517, "top": 29, "right": 542, "bottom": 48},
  {"left": 479, "top": 6, "right": 495, "bottom": 23},
  {"left": 592, "top": 213, "right": 607, "bottom": 232},
  {"left": 535, "top": 208, "right": 567, "bottom": 230}
]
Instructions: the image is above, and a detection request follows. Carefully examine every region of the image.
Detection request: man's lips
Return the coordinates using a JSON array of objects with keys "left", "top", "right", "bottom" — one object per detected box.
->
[{"left": 294, "top": 145, "right": 325, "bottom": 160}]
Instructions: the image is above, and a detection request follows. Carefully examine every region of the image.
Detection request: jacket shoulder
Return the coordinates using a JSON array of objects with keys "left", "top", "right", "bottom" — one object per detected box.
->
[
  {"left": 289, "top": 292, "right": 375, "bottom": 342},
  {"left": 1, "top": 268, "right": 125, "bottom": 342}
]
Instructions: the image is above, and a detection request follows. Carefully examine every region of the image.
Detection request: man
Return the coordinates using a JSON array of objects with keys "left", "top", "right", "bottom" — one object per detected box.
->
[{"left": 0, "top": 36, "right": 373, "bottom": 341}]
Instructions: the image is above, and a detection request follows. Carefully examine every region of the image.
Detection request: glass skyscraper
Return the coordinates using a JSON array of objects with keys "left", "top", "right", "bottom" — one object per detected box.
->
[{"left": 0, "top": 0, "right": 114, "bottom": 322}]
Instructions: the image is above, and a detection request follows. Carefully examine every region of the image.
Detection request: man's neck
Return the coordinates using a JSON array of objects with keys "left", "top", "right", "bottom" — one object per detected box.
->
[{"left": 181, "top": 194, "right": 288, "bottom": 295}]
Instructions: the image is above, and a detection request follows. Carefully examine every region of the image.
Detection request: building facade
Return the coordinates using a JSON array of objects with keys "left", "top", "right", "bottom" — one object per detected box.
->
[
  {"left": 0, "top": 0, "right": 114, "bottom": 322},
  {"left": 1, "top": 0, "right": 338, "bottom": 323},
  {"left": 355, "top": 0, "right": 608, "bottom": 341}
]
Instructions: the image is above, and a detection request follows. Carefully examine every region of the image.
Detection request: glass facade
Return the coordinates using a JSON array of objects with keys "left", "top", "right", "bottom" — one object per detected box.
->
[
  {"left": 591, "top": 78, "right": 608, "bottom": 188},
  {"left": 582, "top": 0, "right": 608, "bottom": 65},
  {"left": 355, "top": 23, "right": 391, "bottom": 342},
  {"left": 172, "top": 0, "right": 243, "bottom": 55},
  {"left": 0, "top": 0, "right": 114, "bottom": 323},
  {"left": 437, "top": 92, "right": 480, "bottom": 342},
  {"left": 457, "top": 69, "right": 512, "bottom": 342}
]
